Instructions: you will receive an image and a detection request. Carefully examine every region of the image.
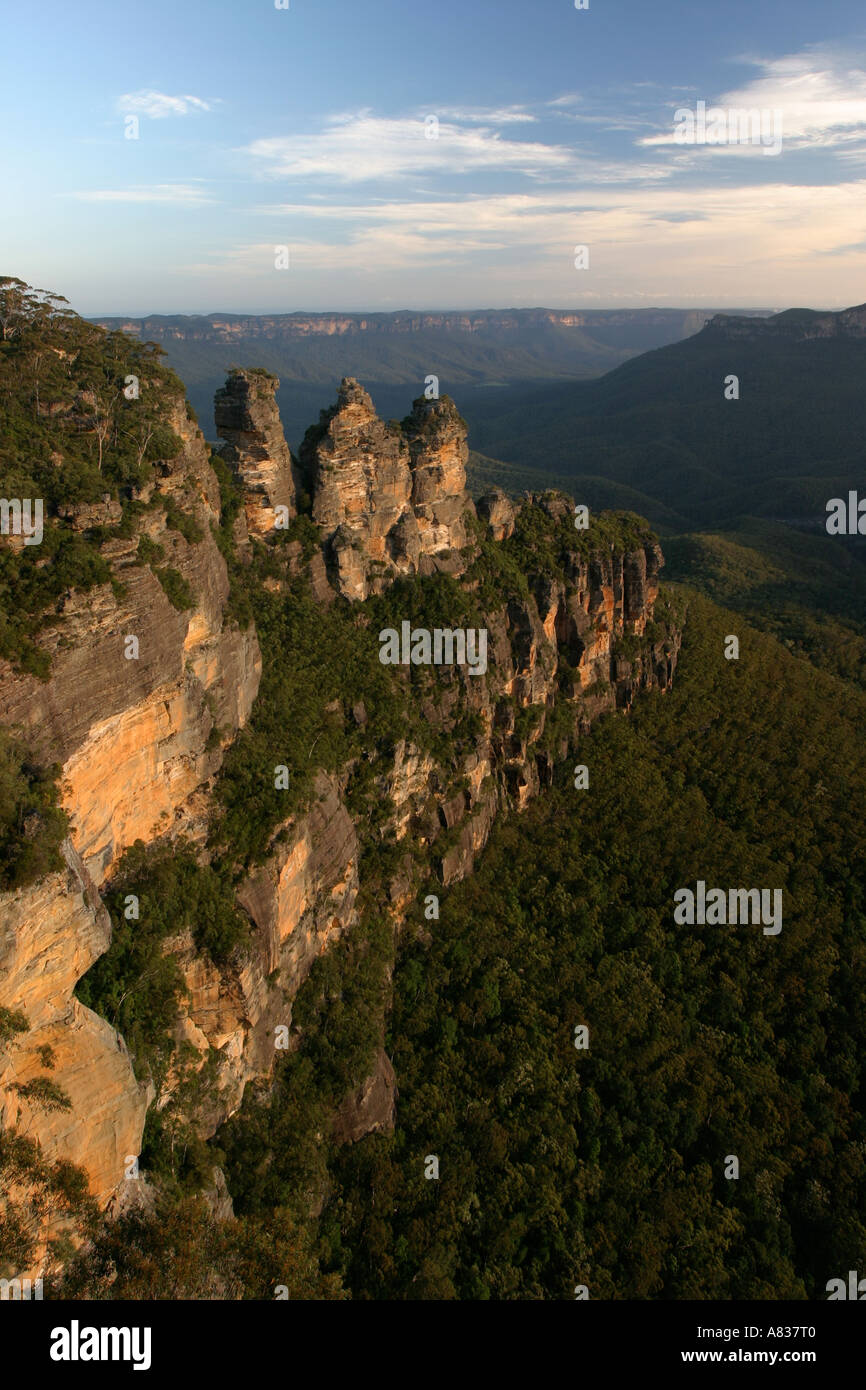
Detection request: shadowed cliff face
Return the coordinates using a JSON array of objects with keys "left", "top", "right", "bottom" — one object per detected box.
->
[{"left": 0, "top": 351, "right": 680, "bottom": 1252}]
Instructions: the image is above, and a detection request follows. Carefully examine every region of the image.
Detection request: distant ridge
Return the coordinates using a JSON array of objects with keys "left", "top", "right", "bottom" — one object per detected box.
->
[
  {"left": 461, "top": 299, "right": 866, "bottom": 531},
  {"left": 89, "top": 305, "right": 770, "bottom": 448},
  {"left": 92, "top": 306, "right": 766, "bottom": 342},
  {"left": 707, "top": 303, "right": 866, "bottom": 340}
]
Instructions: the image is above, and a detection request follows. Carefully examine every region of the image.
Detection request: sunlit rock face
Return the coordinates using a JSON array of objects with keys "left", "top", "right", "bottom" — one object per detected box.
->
[
  {"left": 152, "top": 773, "right": 361, "bottom": 1136},
  {"left": 0, "top": 386, "right": 260, "bottom": 1227},
  {"left": 300, "top": 378, "right": 475, "bottom": 600},
  {"left": 404, "top": 393, "right": 473, "bottom": 570},
  {"left": 477, "top": 487, "right": 516, "bottom": 541},
  {"left": 0, "top": 404, "right": 261, "bottom": 885},
  {"left": 0, "top": 841, "right": 149, "bottom": 1205},
  {"left": 215, "top": 368, "right": 298, "bottom": 539}
]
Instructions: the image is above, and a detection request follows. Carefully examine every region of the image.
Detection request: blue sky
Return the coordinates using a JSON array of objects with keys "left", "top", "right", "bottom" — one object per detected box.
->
[{"left": 4, "top": 0, "right": 866, "bottom": 313}]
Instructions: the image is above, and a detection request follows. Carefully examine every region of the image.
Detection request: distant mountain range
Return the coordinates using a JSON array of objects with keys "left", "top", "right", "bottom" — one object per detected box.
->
[
  {"left": 92, "top": 300, "right": 866, "bottom": 687},
  {"left": 465, "top": 303, "right": 866, "bottom": 530},
  {"left": 708, "top": 304, "right": 866, "bottom": 341},
  {"left": 91, "top": 306, "right": 767, "bottom": 447},
  {"left": 462, "top": 302, "right": 866, "bottom": 691}
]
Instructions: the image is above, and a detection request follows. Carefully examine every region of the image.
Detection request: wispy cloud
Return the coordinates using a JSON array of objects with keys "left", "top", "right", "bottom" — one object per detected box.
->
[
  {"left": 641, "top": 45, "right": 866, "bottom": 153},
  {"left": 435, "top": 105, "right": 537, "bottom": 125},
  {"left": 187, "top": 179, "right": 866, "bottom": 280},
  {"left": 117, "top": 90, "right": 215, "bottom": 119},
  {"left": 70, "top": 184, "right": 215, "bottom": 205},
  {"left": 243, "top": 110, "right": 573, "bottom": 183}
]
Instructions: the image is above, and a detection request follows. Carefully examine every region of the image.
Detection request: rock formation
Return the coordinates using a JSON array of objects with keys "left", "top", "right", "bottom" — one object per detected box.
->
[
  {"left": 404, "top": 393, "right": 473, "bottom": 572},
  {"left": 299, "top": 378, "right": 475, "bottom": 600},
  {"left": 477, "top": 487, "right": 516, "bottom": 541},
  {"left": 303, "top": 378, "right": 412, "bottom": 600},
  {"left": 215, "top": 369, "right": 297, "bottom": 539},
  {"left": 0, "top": 353, "right": 680, "bottom": 1270},
  {"left": 333, "top": 1049, "right": 397, "bottom": 1144}
]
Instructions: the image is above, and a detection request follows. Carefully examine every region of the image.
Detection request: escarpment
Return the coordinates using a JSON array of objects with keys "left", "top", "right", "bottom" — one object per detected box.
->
[
  {"left": 120, "top": 377, "right": 676, "bottom": 1154},
  {"left": 0, "top": 320, "right": 681, "bottom": 1269},
  {"left": 0, "top": 329, "right": 261, "bottom": 1236},
  {"left": 0, "top": 395, "right": 260, "bottom": 877},
  {"left": 707, "top": 302, "right": 866, "bottom": 341}
]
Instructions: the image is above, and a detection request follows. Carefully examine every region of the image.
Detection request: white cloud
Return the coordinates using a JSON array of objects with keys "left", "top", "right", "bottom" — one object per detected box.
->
[
  {"left": 243, "top": 111, "right": 573, "bottom": 183},
  {"left": 99, "top": 65, "right": 866, "bottom": 308},
  {"left": 117, "top": 90, "right": 214, "bottom": 119},
  {"left": 244, "top": 111, "right": 674, "bottom": 189},
  {"left": 184, "top": 180, "right": 866, "bottom": 293},
  {"left": 641, "top": 45, "right": 866, "bottom": 153},
  {"left": 70, "top": 184, "right": 215, "bottom": 205},
  {"left": 435, "top": 105, "right": 537, "bottom": 124}
]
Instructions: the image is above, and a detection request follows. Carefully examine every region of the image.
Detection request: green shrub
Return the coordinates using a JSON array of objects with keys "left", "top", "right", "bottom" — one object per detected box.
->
[
  {"left": 0, "top": 1006, "right": 29, "bottom": 1045},
  {"left": 11, "top": 1077, "right": 72, "bottom": 1113},
  {"left": 162, "top": 497, "right": 203, "bottom": 545},
  {"left": 137, "top": 534, "right": 165, "bottom": 564},
  {"left": 0, "top": 732, "right": 67, "bottom": 889},
  {"left": 155, "top": 566, "right": 195, "bottom": 610}
]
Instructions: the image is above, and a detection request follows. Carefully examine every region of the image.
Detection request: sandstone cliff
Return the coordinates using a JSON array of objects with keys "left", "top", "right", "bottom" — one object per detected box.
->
[
  {"left": 0, "top": 378, "right": 260, "bottom": 1231},
  {"left": 93, "top": 307, "right": 712, "bottom": 344},
  {"left": 0, "top": 840, "right": 148, "bottom": 1203},
  {"left": 0, "top": 349, "right": 680, "bottom": 1270},
  {"left": 154, "top": 439, "right": 677, "bottom": 1155},
  {"left": 165, "top": 771, "right": 362, "bottom": 1129}
]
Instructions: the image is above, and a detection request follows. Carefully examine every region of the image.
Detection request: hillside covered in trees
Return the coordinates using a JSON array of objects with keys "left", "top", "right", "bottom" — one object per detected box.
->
[
  {"left": 2, "top": 278, "right": 864, "bottom": 1302},
  {"left": 43, "top": 583, "right": 866, "bottom": 1300},
  {"left": 213, "top": 591, "right": 866, "bottom": 1298}
]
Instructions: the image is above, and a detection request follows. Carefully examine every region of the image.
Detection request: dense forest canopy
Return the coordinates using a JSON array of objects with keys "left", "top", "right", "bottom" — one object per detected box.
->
[{"left": 213, "top": 592, "right": 866, "bottom": 1299}]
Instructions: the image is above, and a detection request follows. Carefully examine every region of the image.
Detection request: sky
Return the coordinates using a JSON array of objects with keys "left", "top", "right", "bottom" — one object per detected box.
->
[{"left": 3, "top": 0, "right": 866, "bottom": 314}]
